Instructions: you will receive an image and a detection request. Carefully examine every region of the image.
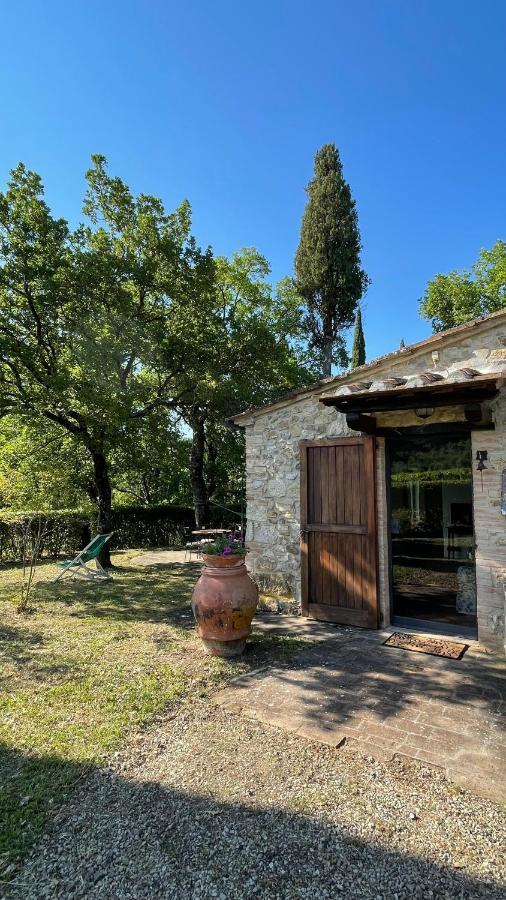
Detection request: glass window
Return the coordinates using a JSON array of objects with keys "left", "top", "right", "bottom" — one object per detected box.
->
[{"left": 389, "top": 434, "right": 476, "bottom": 630}]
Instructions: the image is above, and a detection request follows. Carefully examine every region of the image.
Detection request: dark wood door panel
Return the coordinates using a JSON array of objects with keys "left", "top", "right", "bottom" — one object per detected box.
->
[
  {"left": 306, "top": 443, "right": 366, "bottom": 527},
  {"left": 307, "top": 603, "right": 374, "bottom": 628},
  {"left": 307, "top": 532, "right": 371, "bottom": 609},
  {"left": 301, "top": 436, "right": 378, "bottom": 629}
]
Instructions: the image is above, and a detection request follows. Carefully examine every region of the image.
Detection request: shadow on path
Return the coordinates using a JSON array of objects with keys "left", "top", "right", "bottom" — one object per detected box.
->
[
  {"left": 215, "top": 630, "right": 506, "bottom": 800},
  {"left": 1, "top": 742, "right": 504, "bottom": 900},
  {"left": 268, "top": 634, "right": 506, "bottom": 723}
]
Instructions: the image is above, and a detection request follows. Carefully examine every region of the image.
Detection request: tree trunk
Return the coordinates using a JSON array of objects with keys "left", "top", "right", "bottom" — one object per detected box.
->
[
  {"left": 321, "top": 334, "right": 333, "bottom": 378},
  {"left": 190, "top": 408, "right": 209, "bottom": 529},
  {"left": 91, "top": 449, "right": 113, "bottom": 567},
  {"left": 206, "top": 440, "right": 218, "bottom": 502},
  {"left": 140, "top": 473, "right": 153, "bottom": 505}
]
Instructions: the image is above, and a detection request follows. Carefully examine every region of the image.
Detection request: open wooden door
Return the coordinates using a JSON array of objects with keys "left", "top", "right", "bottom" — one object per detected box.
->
[{"left": 300, "top": 436, "right": 378, "bottom": 627}]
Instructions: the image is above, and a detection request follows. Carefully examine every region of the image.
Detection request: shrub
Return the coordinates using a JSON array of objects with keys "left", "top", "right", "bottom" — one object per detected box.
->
[
  {"left": 0, "top": 504, "right": 195, "bottom": 563},
  {"left": 108, "top": 505, "right": 194, "bottom": 550},
  {"left": 0, "top": 511, "right": 91, "bottom": 564}
]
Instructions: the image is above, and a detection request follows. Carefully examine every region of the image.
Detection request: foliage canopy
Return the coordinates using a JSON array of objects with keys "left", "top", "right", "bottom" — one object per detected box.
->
[
  {"left": 0, "top": 156, "right": 218, "bottom": 558},
  {"left": 420, "top": 240, "right": 506, "bottom": 331},
  {"left": 0, "top": 158, "right": 311, "bottom": 539}
]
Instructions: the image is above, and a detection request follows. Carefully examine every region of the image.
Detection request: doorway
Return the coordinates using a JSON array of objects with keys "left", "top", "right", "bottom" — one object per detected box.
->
[{"left": 388, "top": 431, "right": 477, "bottom": 636}]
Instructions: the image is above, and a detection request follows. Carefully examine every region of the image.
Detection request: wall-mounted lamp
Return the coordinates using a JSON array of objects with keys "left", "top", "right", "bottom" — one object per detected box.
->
[
  {"left": 476, "top": 450, "right": 488, "bottom": 490},
  {"left": 476, "top": 450, "right": 488, "bottom": 471},
  {"left": 415, "top": 407, "right": 434, "bottom": 420}
]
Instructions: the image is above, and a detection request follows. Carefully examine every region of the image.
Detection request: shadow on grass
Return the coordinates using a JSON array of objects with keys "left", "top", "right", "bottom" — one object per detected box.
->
[
  {"left": 1, "top": 742, "right": 503, "bottom": 898},
  {"left": 0, "top": 624, "right": 44, "bottom": 657},
  {"left": 0, "top": 625, "right": 82, "bottom": 687},
  {"left": 33, "top": 566, "right": 201, "bottom": 626},
  {"left": 0, "top": 743, "right": 92, "bottom": 882}
]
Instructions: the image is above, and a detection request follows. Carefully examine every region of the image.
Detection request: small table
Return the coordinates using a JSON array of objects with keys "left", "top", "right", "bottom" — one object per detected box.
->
[{"left": 191, "top": 529, "right": 230, "bottom": 537}]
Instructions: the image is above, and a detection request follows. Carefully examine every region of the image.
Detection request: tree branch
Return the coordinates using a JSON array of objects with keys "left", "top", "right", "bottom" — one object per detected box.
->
[
  {"left": 42, "top": 409, "right": 86, "bottom": 436},
  {"left": 119, "top": 352, "right": 136, "bottom": 388}
]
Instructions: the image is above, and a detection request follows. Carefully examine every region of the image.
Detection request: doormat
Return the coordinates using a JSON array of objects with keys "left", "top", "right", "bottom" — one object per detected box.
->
[{"left": 383, "top": 632, "right": 468, "bottom": 660}]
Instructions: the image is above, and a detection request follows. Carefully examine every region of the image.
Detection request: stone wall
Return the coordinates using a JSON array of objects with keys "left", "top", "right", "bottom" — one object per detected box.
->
[
  {"left": 472, "top": 389, "right": 506, "bottom": 647},
  {"left": 241, "top": 320, "right": 506, "bottom": 648},
  {"left": 244, "top": 396, "right": 351, "bottom": 602}
]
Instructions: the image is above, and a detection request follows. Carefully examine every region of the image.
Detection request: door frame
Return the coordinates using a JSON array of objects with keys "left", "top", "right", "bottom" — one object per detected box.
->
[
  {"left": 385, "top": 427, "right": 478, "bottom": 639},
  {"left": 300, "top": 435, "right": 379, "bottom": 626}
]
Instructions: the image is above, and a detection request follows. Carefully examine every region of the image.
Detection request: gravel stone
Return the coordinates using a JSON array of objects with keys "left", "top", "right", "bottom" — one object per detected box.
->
[{"left": 4, "top": 701, "right": 505, "bottom": 899}]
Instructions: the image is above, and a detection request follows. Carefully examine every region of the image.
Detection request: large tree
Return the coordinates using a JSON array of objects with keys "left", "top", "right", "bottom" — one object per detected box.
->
[
  {"left": 420, "top": 240, "right": 506, "bottom": 332},
  {"left": 0, "top": 157, "right": 215, "bottom": 564},
  {"left": 294, "top": 143, "right": 369, "bottom": 377}
]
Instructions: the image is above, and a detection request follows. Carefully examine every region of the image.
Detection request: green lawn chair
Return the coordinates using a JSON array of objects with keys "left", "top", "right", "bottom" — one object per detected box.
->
[{"left": 53, "top": 533, "right": 114, "bottom": 583}]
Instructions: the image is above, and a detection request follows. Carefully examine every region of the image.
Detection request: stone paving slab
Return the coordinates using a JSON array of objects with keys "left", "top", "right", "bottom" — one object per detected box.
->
[
  {"left": 131, "top": 549, "right": 197, "bottom": 566},
  {"left": 214, "top": 627, "right": 506, "bottom": 803},
  {"left": 252, "top": 613, "right": 358, "bottom": 643}
]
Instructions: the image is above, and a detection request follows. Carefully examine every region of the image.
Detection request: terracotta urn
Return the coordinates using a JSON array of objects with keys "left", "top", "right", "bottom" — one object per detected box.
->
[{"left": 191, "top": 555, "right": 259, "bottom": 657}]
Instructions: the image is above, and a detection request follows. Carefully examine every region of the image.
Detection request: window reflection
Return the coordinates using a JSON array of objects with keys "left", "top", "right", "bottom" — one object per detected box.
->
[{"left": 389, "top": 434, "right": 476, "bottom": 630}]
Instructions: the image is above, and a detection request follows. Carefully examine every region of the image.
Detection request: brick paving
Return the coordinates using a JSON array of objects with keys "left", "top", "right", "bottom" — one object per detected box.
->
[{"left": 214, "top": 619, "right": 506, "bottom": 802}]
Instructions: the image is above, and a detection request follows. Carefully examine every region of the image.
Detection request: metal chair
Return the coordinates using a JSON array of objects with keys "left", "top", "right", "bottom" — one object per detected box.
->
[{"left": 184, "top": 539, "right": 203, "bottom": 561}]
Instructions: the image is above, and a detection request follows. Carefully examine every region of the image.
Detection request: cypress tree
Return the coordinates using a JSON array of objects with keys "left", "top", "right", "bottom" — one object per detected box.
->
[
  {"left": 351, "top": 307, "right": 366, "bottom": 368},
  {"left": 295, "top": 143, "right": 369, "bottom": 377}
]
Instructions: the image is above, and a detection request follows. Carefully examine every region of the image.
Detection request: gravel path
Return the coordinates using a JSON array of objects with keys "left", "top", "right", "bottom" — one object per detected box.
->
[{"left": 5, "top": 702, "right": 506, "bottom": 900}]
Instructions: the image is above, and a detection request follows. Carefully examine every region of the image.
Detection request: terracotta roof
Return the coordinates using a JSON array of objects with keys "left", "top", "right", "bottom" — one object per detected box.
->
[
  {"left": 232, "top": 308, "right": 506, "bottom": 423},
  {"left": 320, "top": 371, "right": 505, "bottom": 413}
]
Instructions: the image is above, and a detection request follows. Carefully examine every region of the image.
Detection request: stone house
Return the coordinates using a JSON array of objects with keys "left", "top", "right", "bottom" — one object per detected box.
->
[{"left": 233, "top": 310, "right": 506, "bottom": 651}]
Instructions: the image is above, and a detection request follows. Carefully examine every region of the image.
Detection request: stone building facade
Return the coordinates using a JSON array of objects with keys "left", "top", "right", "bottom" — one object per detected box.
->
[{"left": 234, "top": 311, "right": 506, "bottom": 650}]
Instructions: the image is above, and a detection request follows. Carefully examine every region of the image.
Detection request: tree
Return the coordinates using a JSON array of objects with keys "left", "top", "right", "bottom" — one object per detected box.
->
[
  {"left": 0, "top": 407, "right": 196, "bottom": 512},
  {"left": 294, "top": 143, "right": 369, "bottom": 377},
  {"left": 351, "top": 307, "right": 366, "bottom": 368},
  {"left": 420, "top": 240, "right": 506, "bottom": 332},
  {"left": 181, "top": 248, "right": 314, "bottom": 526},
  {"left": 0, "top": 158, "right": 215, "bottom": 564}
]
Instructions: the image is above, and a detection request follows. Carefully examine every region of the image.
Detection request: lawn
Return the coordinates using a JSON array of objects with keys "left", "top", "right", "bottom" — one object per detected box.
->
[{"left": 0, "top": 552, "right": 304, "bottom": 879}]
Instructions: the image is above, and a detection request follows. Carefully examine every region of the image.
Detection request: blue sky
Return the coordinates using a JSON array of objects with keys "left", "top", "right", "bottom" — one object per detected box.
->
[{"left": 1, "top": 1, "right": 505, "bottom": 363}]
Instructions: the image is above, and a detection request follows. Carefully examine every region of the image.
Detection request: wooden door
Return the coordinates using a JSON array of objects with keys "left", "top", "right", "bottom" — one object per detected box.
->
[{"left": 300, "top": 436, "right": 378, "bottom": 627}]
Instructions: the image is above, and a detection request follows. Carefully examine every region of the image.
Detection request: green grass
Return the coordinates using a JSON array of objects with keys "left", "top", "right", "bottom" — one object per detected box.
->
[{"left": 0, "top": 552, "right": 305, "bottom": 878}]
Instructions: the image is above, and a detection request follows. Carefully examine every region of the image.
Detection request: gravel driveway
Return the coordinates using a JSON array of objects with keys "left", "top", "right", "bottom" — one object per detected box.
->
[{"left": 5, "top": 701, "right": 505, "bottom": 900}]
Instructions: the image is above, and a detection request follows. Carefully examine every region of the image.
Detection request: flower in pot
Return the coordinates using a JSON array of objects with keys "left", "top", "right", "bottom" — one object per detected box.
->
[{"left": 202, "top": 535, "right": 246, "bottom": 567}]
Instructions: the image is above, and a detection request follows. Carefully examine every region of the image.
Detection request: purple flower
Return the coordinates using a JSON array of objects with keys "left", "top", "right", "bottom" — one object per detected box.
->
[{"left": 222, "top": 546, "right": 232, "bottom": 556}]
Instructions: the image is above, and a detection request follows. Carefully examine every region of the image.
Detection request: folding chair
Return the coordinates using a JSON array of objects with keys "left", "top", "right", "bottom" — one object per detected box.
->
[{"left": 53, "top": 533, "right": 114, "bottom": 582}]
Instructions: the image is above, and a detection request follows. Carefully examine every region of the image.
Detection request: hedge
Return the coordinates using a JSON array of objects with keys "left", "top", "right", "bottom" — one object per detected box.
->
[
  {"left": 108, "top": 504, "right": 194, "bottom": 551},
  {"left": 0, "top": 511, "right": 91, "bottom": 564},
  {"left": 0, "top": 504, "right": 195, "bottom": 563}
]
